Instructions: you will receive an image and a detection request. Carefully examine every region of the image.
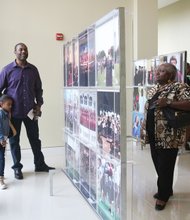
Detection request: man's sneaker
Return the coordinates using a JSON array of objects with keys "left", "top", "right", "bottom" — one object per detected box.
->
[
  {"left": 0, "top": 176, "right": 7, "bottom": 190},
  {"left": 14, "top": 170, "right": 23, "bottom": 180}
]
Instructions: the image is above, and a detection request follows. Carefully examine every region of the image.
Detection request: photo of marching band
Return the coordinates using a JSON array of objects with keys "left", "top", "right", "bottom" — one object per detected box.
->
[{"left": 79, "top": 91, "right": 96, "bottom": 146}]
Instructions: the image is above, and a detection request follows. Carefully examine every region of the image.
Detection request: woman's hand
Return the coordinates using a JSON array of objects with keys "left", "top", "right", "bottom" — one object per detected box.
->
[
  {"left": 155, "top": 98, "right": 168, "bottom": 108},
  {"left": 156, "top": 99, "right": 190, "bottom": 111},
  {"left": 140, "top": 121, "right": 146, "bottom": 140}
]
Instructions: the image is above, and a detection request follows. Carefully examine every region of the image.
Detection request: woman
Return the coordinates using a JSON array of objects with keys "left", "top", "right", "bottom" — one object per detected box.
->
[{"left": 141, "top": 63, "right": 190, "bottom": 210}]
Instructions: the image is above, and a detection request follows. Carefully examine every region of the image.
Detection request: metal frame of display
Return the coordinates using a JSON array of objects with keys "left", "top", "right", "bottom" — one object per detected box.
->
[{"left": 118, "top": 7, "right": 127, "bottom": 220}]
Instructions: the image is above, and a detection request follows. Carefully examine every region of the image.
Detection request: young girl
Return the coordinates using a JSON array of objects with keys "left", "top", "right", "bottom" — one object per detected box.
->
[{"left": 0, "top": 95, "right": 16, "bottom": 190}]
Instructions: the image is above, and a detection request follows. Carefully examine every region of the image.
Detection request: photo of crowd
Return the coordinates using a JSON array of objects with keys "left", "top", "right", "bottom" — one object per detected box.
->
[
  {"left": 88, "top": 27, "right": 96, "bottom": 86},
  {"left": 151, "top": 52, "right": 186, "bottom": 84},
  {"left": 72, "top": 140, "right": 80, "bottom": 182},
  {"left": 134, "top": 60, "right": 147, "bottom": 86},
  {"left": 132, "top": 111, "right": 144, "bottom": 139},
  {"left": 97, "top": 92, "right": 120, "bottom": 159},
  {"left": 64, "top": 90, "right": 79, "bottom": 135},
  {"left": 147, "top": 59, "right": 156, "bottom": 85},
  {"left": 72, "top": 39, "right": 79, "bottom": 86},
  {"left": 64, "top": 129, "right": 97, "bottom": 206},
  {"left": 66, "top": 43, "right": 73, "bottom": 87},
  {"left": 133, "top": 88, "right": 139, "bottom": 112},
  {"left": 65, "top": 134, "right": 80, "bottom": 181},
  {"left": 65, "top": 142, "right": 74, "bottom": 179},
  {"left": 89, "top": 149, "right": 97, "bottom": 203},
  {"left": 97, "top": 155, "right": 121, "bottom": 220},
  {"left": 133, "top": 87, "right": 147, "bottom": 113},
  {"left": 79, "top": 143, "right": 97, "bottom": 205},
  {"left": 79, "top": 143, "right": 90, "bottom": 196},
  {"left": 79, "top": 31, "right": 88, "bottom": 86}
]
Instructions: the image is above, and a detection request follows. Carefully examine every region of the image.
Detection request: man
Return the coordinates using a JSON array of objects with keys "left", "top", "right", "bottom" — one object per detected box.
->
[{"left": 0, "top": 43, "right": 55, "bottom": 179}]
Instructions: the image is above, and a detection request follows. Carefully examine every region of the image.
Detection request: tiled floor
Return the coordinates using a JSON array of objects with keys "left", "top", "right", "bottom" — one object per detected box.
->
[
  {"left": 0, "top": 147, "right": 99, "bottom": 220},
  {"left": 130, "top": 141, "right": 190, "bottom": 220},
  {"left": 0, "top": 144, "right": 190, "bottom": 220}
]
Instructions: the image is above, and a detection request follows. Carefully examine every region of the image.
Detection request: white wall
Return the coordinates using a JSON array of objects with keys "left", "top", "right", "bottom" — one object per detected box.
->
[
  {"left": 3, "top": 0, "right": 188, "bottom": 148},
  {"left": 158, "top": 0, "right": 190, "bottom": 62},
  {"left": 0, "top": 0, "right": 127, "bottom": 148},
  {"left": 133, "top": 0, "right": 158, "bottom": 59}
]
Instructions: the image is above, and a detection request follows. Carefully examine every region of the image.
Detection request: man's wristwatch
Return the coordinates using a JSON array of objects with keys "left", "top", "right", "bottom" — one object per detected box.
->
[{"left": 166, "top": 99, "right": 172, "bottom": 106}]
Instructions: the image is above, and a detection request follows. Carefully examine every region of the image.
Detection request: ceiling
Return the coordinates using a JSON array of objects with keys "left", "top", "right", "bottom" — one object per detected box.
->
[{"left": 158, "top": 0, "right": 181, "bottom": 9}]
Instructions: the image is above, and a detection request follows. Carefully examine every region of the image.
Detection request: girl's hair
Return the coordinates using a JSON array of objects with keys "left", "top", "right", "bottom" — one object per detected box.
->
[{"left": 0, "top": 95, "right": 13, "bottom": 104}]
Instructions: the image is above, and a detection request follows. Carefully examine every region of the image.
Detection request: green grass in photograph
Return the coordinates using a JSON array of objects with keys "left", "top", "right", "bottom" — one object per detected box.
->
[
  {"left": 113, "top": 64, "right": 120, "bottom": 86},
  {"left": 98, "top": 200, "right": 120, "bottom": 220},
  {"left": 97, "top": 69, "right": 106, "bottom": 86}
]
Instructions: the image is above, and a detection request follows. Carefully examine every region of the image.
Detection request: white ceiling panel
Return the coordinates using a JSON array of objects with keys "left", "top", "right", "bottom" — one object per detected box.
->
[{"left": 158, "top": 0, "right": 180, "bottom": 9}]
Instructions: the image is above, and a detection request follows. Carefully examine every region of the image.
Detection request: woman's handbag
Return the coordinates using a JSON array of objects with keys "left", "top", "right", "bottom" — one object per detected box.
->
[{"left": 162, "top": 107, "right": 190, "bottom": 129}]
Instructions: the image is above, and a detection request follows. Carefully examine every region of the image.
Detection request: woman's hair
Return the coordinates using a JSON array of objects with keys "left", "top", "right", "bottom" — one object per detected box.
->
[
  {"left": 169, "top": 56, "right": 177, "bottom": 64},
  {"left": 0, "top": 95, "right": 13, "bottom": 104},
  {"left": 161, "top": 63, "right": 177, "bottom": 81}
]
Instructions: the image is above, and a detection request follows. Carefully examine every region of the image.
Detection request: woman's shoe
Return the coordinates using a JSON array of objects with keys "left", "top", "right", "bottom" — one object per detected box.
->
[
  {"left": 155, "top": 200, "right": 166, "bottom": 211},
  {"left": 0, "top": 176, "right": 7, "bottom": 190},
  {"left": 153, "top": 193, "right": 159, "bottom": 199},
  {"left": 153, "top": 192, "right": 173, "bottom": 199}
]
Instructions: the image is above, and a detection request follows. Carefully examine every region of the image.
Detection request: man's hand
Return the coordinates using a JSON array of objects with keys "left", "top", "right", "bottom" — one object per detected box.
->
[{"left": 33, "top": 105, "right": 42, "bottom": 117}]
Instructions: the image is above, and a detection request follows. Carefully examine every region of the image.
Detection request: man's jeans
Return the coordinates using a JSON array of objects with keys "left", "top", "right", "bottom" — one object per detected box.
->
[{"left": 9, "top": 117, "right": 45, "bottom": 170}]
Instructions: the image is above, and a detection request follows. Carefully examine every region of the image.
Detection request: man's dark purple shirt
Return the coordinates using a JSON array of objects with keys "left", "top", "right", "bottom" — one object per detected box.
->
[{"left": 0, "top": 61, "right": 43, "bottom": 118}]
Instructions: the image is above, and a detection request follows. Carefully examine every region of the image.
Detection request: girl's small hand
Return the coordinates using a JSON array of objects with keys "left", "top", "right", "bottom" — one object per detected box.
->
[{"left": 0, "top": 140, "right": 7, "bottom": 147}]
